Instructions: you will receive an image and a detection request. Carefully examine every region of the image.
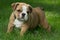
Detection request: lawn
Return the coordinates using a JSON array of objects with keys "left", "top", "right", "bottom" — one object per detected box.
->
[{"left": 0, "top": 0, "right": 60, "bottom": 40}]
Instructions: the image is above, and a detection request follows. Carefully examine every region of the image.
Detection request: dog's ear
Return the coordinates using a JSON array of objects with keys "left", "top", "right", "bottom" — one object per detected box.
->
[
  {"left": 11, "top": 2, "right": 19, "bottom": 10},
  {"left": 28, "top": 6, "right": 32, "bottom": 13}
]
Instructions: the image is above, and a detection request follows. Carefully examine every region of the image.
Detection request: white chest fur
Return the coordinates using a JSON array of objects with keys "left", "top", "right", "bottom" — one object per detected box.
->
[{"left": 13, "top": 19, "right": 24, "bottom": 28}]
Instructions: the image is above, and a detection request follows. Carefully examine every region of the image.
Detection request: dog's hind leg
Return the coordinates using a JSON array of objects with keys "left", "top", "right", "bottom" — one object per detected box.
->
[
  {"left": 35, "top": 7, "right": 51, "bottom": 32},
  {"left": 39, "top": 11, "right": 51, "bottom": 32},
  {"left": 40, "top": 17, "right": 51, "bottom": 32}
]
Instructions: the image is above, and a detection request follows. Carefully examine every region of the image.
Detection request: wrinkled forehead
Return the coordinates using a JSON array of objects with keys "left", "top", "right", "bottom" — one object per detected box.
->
[
  {"left": 22, "top": 5, "right": 27, "bottom": 11},
  {"left": 16, "top": 3, "right": 29, "bottom": 10}
]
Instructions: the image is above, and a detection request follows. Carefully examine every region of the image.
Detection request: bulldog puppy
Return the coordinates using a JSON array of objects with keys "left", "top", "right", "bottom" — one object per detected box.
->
[{"left": 7, "top": 2, "right": 51, "bottom": 36}]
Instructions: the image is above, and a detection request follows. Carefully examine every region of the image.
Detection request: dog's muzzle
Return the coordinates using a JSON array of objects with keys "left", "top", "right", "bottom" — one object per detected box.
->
[{"left": 22, "top": 13, "right": 26, "bottom": 18}]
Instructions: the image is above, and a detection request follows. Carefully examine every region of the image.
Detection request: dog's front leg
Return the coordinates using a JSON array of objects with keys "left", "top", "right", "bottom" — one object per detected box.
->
[
  {"left": 7, "top": 13, "right": 15, "bottom": 33},
  {"left": 7, "top": 21, "right": 14, "bottom": 33},
  {"left": 20, "top": 24, "right": 29, "bottom": 36}
]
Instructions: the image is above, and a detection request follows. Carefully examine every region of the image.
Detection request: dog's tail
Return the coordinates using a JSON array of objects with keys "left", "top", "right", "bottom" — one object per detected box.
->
[
  {"left": 35, "top": 7, "right": 44, "bottom": 11},
  {"left": 39, "top": 6, "right": 44, "bottom": 11}
]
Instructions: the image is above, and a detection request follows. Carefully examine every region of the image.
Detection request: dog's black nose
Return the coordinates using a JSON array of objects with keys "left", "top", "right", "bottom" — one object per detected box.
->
[{"left": 22, "top": 13, "right": 25, "bottom": 16}]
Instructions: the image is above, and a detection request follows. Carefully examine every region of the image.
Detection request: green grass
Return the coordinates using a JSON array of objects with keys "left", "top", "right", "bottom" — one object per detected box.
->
[{"left": 0, "top": 0, "right": 60, "bottom": 40}]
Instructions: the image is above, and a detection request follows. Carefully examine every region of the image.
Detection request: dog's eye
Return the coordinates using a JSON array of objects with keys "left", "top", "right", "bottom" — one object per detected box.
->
[
  {"left": 17, "top": 10, "right": 22, "bottom": 12},
  {"left": 27, "top": 11, "right": 29, "bottom": 13}
]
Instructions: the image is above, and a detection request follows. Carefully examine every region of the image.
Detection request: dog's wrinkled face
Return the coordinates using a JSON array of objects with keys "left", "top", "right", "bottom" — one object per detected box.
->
[
  {"left": 11, "top": 2, "right": 32, "bottom": 21},
  {"left": 17, "top": 5, "right": 28, "bottom": 21}
]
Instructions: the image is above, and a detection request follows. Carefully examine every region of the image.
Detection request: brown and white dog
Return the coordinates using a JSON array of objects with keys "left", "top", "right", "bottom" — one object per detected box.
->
[{"left": 7, "top": 2, "right": 51, "bottom": 36}]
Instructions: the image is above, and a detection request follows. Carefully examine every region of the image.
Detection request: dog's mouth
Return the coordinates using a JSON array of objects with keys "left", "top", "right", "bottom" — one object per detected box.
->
[
  {"left": 18, "top": 17, "right": 28, "bottom": 21},
  {"left": 19, "top": 14, "right": 28, "bottom": 21},
  {"left": 21, "top": 16, "right": 25, "bottom": 19},
  {"left": 18, "top": 18, "right": 25, "bottom": 21}
]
